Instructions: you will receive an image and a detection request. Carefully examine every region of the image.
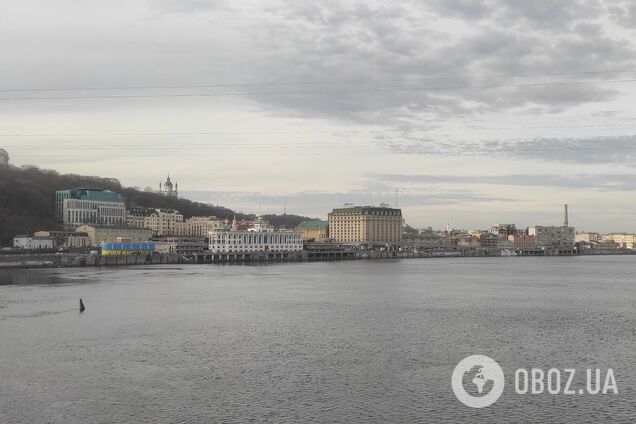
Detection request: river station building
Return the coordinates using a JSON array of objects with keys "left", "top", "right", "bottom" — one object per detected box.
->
[{"left": 208, "top": 218, "right": 303, "bottom": 254}]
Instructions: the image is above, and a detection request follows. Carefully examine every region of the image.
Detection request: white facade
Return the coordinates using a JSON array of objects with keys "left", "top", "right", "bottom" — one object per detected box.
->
[
  {"left": 64, "top": 199, "right": 126, "bottom": 228},
  {"left": 601, "top": 233, "right": 635, "bottom": 249},
  {"left": 575, "top": 232, "right": 600, "bottom": 243},
  {"left": 13, "top": 236, "right": 54, "bottom": 250},
  {"left": 209, "top": 229, "right": 303, "bottom": 253}
]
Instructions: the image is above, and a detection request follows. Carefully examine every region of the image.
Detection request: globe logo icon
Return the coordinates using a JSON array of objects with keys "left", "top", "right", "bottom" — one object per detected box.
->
[{"left": 452, "top": 355, "right": 505, "bottom": 408}]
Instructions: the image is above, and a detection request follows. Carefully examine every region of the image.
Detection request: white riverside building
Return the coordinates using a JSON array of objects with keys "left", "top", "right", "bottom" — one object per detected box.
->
[{"left": 208, "top": 224, "right": 303, "bottom": 254}]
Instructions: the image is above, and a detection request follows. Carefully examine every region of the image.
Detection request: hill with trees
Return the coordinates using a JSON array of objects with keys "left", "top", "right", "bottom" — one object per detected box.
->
[{"left": 0, "top": 164, "right": 313, "bottom": 246}]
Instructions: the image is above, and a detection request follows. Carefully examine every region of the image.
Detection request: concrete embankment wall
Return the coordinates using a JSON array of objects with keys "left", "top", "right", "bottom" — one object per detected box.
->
[
  {"left": 0, "top": 253, "right": 87, "bottom": 268},
  {"left": 3, "top": 247, "right": 630, "bottom": 269},
  {"left": 85, "top": 253, "right": 179, "bottom": 266},
  {"left": 0, "top": 253, "right": 179, "bottom": 268}
]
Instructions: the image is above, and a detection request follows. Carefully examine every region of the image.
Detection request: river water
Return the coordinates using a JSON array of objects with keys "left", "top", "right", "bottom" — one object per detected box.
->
[{"left": 1, "top": 257, "right": 635, "bottom": 423}]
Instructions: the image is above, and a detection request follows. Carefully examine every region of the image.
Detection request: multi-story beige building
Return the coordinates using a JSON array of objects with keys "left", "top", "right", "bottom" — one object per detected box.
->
[
  {"left": 126, "top": 208, "right": 230, "bottom": 238},
  {"left": 77, "top": 224, "right": 153, "bottom": 246},
  {"left": 33, "top": 230, "right": 90, "bottom": 249},
  {"left": 297, "top": 220, "right": 329, "bottom": 242},
  {"left": 328, "top": 206, "right": 402, "bottom": 245},
  {"left": 456, "top": 234, "right": 479, "bottom": 248},
  {"left": 127, "top": 208, "right": 185, "bottom": 237},
  {"left": 575, "top": 232, "right": 600, "bottom": 243},
  {"left": 185, "top": 216, "right": 226, "bottom": 237},
  {"left": 601, "top": 233, "right": 635, "bottom": 249},
  {"left": 490, "top": 224, "right": 517, "bottom": 237}
]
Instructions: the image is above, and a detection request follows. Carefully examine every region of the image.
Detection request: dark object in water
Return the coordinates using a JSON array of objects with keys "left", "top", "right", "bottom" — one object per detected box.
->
[{"left": 79, "top": 298, "right": 85, "bottom": 313}]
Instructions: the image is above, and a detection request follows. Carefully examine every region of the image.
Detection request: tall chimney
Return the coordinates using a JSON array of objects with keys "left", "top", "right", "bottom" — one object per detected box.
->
[{"left": 564, "top": 204, "right": 569, "bottom": 227}]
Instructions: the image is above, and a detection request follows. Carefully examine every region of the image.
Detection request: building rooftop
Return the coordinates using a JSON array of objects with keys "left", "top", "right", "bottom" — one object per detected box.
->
[
  {"left": 77, "top": 224, "right": 151, "bottom": 230},
  {"left": 330, "top": 206, "right": 402, "bottom": 214},
  {"left": 35, "top": 231, "right": 89, "bottom": 236},
  {"left": 128, "top": 207, "right": 181, "bottom": 216},
  {"left": 57, "top": 188, "right": 123, "bottom": 202},
  {"left": 297, "top": 220, "right": 329, "bottom": 229}
]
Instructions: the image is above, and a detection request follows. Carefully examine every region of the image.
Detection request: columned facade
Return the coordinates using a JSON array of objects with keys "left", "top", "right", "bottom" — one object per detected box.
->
[{"left": 209, "top": 229, "right": 303, "bottom": 253}]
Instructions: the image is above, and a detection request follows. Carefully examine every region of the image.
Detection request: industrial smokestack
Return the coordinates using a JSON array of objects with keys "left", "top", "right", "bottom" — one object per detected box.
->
[{"left": 564, "top": 204, "right": 569, "bottom": 227}]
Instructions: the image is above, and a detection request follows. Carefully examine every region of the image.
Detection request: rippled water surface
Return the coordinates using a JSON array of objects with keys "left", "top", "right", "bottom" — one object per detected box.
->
[{"left": 1, "top": 257, "right": 636, "bottom": 423}]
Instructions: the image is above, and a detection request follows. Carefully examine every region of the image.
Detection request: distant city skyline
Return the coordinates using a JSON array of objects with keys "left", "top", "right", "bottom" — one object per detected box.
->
[{"left": 3, "top": 1, "right": 636, "bottom": 232}]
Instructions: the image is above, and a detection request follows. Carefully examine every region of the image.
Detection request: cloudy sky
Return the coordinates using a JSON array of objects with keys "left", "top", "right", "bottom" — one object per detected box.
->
[{"left": 3, "top": 0, "right": 636, "bottom": 231}]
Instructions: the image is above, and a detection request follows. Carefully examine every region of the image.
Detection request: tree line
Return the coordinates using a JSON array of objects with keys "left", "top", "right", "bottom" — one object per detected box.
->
[{"left": 0, "top": 165, "right": 312, "bottom": 246}]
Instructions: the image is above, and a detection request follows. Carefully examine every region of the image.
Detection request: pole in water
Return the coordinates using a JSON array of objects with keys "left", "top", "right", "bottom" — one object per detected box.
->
[{"left": 79, "top": 298, "right": 85, "bottom": 313}]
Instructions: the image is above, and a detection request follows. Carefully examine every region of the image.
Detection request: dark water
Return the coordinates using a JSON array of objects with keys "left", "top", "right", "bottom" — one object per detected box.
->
[{"left": 1, "top": 257, "right": 635, "bottom": 423}]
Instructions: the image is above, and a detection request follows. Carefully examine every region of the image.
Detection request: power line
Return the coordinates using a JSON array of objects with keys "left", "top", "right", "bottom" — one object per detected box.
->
[
  {"left": 2, "top": 78, "right": 636, "bottom": 101},
  {"left": 1, "top": 69, "right": 634, "bottom": 93},
  {"left": 6, "top": 136, "right": 636, "bottom": 157},
  {"left": 3, "top": 134, "right": 636, "bottom": 151},
  {"left": 7, "top": 143, "right": 634, "bottom": 159},
  {"left": 1, "top": 123, "right": 636, "bottom": 139},
  {"left": 3, "top": 138, "right": 634, "bottom": 150}
]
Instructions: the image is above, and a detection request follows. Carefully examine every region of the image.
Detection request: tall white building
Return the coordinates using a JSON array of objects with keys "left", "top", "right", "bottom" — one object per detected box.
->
[{"left": 56, "top": 189, "right": 126, "bottom": 229}]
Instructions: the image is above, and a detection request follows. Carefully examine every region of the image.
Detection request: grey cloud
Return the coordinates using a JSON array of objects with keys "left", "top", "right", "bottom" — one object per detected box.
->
[
  {"left": 372, "top": 172, "right": 636, "bottom": 191},
  {"left": 149, "top": 0, "right": 231, "bottom": 14},
  {"left": 1, "top": 0, "right": 634, "bottom": 127},
  {"left": 427, "top": 0, "right": 495, "bottom": 20},
  {"left": 231, "top": 2, "right": 635, "bottom": 125},
  {"left": 379, "top": 134, "right": 636, "bottom": 165},
  {"left": 181, "top": 187, "right": 509, "bottom": 216},
  {"left": 429, "top": 0, "right": 603, "bottom": 27},
  {"left": 495, "top": 0, "right": 603, "bottom": 28},
  {"left": 606, "top": 1, "right": 636, "bottom": 27}
]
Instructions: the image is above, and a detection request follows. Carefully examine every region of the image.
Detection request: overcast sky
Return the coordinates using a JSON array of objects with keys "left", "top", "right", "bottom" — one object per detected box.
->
[{"left": 3, "top": 0, "right": 636, "bottom": 231}]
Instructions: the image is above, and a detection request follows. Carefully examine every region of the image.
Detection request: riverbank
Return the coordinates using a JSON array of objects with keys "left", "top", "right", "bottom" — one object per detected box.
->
[{"left": 1, "top": 247, "right": 634, "bottom": 269}]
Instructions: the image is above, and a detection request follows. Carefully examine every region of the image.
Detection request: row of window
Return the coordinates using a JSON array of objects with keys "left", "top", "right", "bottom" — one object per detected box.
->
[
  {"left": 210, "top": 246, "right": 303, "bottom": 253},
  {"left": 211, "top": 235, "right": 302, "bottom": 244},
  {"left": 331, "top": 210, "right": 401, "bottom": 216}
]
